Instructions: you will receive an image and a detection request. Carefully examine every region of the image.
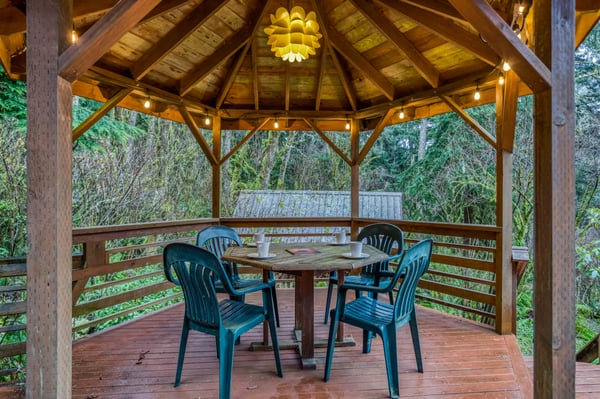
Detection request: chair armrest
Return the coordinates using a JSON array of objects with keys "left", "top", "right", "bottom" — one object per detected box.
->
[
  {"left": 338, "top": 281, "right": 392, "bottom": 295},
  {"left": 225, "top": 278, "right": 275, "bottom": 297}
]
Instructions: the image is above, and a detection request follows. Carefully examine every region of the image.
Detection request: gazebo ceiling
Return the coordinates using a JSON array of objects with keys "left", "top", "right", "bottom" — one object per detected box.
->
[{"left": 1, "top": 0, "right": 599, "bottom": 130}]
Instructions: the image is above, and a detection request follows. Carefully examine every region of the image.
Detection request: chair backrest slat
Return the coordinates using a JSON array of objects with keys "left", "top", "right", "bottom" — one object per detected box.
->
[
  {"left": 393, "top": 239, "right": 433, "bottom": 321},
  {"left": 197, "top": 225, "right": 243, "bottom": 278},
  {"left": 164, "top": 243, "right": 228, "bottom": 330},
  {"left": 358, "top": 223, "right": 404, "bottom": 275}
]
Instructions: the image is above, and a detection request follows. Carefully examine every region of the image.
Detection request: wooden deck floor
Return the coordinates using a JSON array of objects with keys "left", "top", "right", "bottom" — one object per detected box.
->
[{"left": 67, "top": 289, "right": 598, "bottom": 399}]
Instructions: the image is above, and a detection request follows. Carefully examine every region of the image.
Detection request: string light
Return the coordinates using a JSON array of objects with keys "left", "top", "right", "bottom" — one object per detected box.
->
[
  {"left": 502, "top": 62, "right": 511, "bottom": 72},
  {"left": 474, "top": 82, "right": 481, "bottom": 101},
  {"left": 345, "top": 119, "right": 350, "bottom": 130},
  {"left": 143, "top": 96, "right": 151, "bottom": 109},
  {"left": 204, "top": 115, "right": 210, "bottom": 126},
  {"left": 71, "top": 29, "right": 78, "bottom": 44},
  {"left": 498, "top": 73, "right": 505, "bottom": 85},
  {"left": 399, "top": 108, "right": 405, "bottom": 120},
  {"left": 274, "top": 119, "right": 279, "bottom": 129}
]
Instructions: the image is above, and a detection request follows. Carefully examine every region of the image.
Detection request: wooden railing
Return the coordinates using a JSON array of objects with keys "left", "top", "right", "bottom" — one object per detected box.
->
[
  {"left": 576, "top": 333, "right": 600, "bottom": 363},
  {"left": 0, "top": 217, "right": 527, "bottom": 383}
]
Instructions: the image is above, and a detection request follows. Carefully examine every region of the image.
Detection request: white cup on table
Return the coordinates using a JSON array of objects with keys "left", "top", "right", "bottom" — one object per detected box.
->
[
  {"left": 253, "top": 232, "right": 265, "bottom": 245},
  {"left": 335, "top": 231, "right": 346, "bottom": 244},
  {"left": 256, "top": 241, "right": 270, "bottom": 257},
  {"left": 350, "top": 241, "right": 363, "bottom": 257}
]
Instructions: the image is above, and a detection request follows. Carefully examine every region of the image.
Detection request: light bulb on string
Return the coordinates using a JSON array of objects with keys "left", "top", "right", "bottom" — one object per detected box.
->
[
  {"left": 474, "top": 82, "right": 481, "bottom": 101},
  {"left": 399, "top": 108, "right": 405, "bottom": 120},
  {"left": 204, "top": 115, "right": 210, "bottom": 126},
  {"left": 498, "top": 73, "right": 505, "bottom": 85},
  {"left": 71, "top": 29, "right": 78, "bottom": 44},
  {"left": 274, "top": 119, "right": 279, "bottom": 129},
  {"left": 143, "top": 97, "right": 151, "bottom": 109},
  {"left": 502, "top": 62, "right": 511, "bottom": 72},
  {"left": 345, "top": 119, "right": 350, "bottom": 130}
]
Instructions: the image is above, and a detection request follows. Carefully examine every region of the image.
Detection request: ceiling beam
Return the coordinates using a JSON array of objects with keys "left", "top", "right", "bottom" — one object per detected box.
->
[
  {"left": 498, "top": 70, "right": 519, "bottom": 152},
  {"left": 351, "top": 0, "right": 440, "bottom": 88},
  {"left": 397, "top": 0, "right": 468, "bottom": 24},
  {"left": 59, "top": 0, "right": 161, "bottom": 82},
  {"left": 305, "top": 119, "right": 352, "bottom": 165},
  {"left": 315, "top": 45, "right": 327, "bottom": 111},
  {"left": 252, "top": 39, "right": 260, "bottom": 111},
  {"left": 327, "top": 28, "right": 395, "bottom": 101},
  {"left": 180, "top": 106, "right": 218, "bottom": 166},
  {"left": 285, "top": 64, "right": 291, "bottom": 112},
  {"left": 449, "top": 0, "right": 551, "bottom": 93},
  {"left": 216, "top": 43, "right": 251, "bottom": 109},
  {"left": 357, "top": 108, "right": 396, "bottom": 164},
  {"left": 377, "top": 0, "right": 499, "bottom": 67},
  {"left": 440, "top": 95, "right": 496, "bottom": 148},
  {"left": 72, "top": 88, "right": 132, "bottom": 141},
  {"left": 131, "top": 0, "right": 226, "bottom": 80},
  {"left": 577, "top": 0, "right": 600, "bottom": 11}
]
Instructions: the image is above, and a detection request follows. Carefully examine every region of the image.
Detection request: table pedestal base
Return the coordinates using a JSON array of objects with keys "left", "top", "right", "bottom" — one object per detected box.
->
[{"left": 249, "top": 331, "right": 355, "bottom": 370}]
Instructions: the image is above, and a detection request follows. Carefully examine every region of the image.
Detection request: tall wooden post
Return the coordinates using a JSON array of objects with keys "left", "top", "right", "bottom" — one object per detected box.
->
[
  {"left": 350, "top": 119, "right": 359, "bottom": 237},
  {"left": 495, "top": 79, "right": 515, "bottom": 335},
  {"left": 26, "top": 1, "right": 73, "bottom": 398},
  {"left": 533, "top": 0, "right": 576, "bottom": 397},
  {"left": 212, "top": 116, "right": 221, "bottom": 218}
]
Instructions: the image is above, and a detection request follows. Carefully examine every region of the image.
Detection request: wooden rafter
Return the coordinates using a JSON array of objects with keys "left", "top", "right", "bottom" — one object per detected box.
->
[
  {"left": 351, "top": 0, "right": 440, "bottom": 88},
  {"left": 310, "top": 0, "right": 358, "bottom": 110},
  {"left": 179, "top": 106, "right": 218, "bottom": 166},
  {"left": 131, "top": 0, "right": 227, "bottom": 80},
  {"left": 327, "top": 28, "right": 395, "bottom": 101},
  {"left": 221, "top": 119, "right": 270, "bottom": 163},
  {"left": 216, "top": 43, "right": 251, "bottom": 108},
  {"left": 59, "top": 0, "right": 162, "bottom": 82},
  {"left": 179, "top": 11, "right": 261, "bottom": 96},
  {"left": 449, "top": 0, "right": 551, "bottom": 93},
  {"left": 304, "top": 118, "right": 351, "bottom": 165},
  {"left": 397, "top": 0, "right": 467, "bottom": 23},
  {"left": 285, "top": 63, "right": 291, "bottom": 112},
  {"left": 440, "top": 95, "right": 496, "bottom": 148},
  {"left": 357, "top": 108, "right": 396, "bottom": 164},
  {"left": 315, "top": 45, "right": 327, "bottom": 111},
  {"left": 72, "top": 88, "right": 132, "bottom": 141},
  {"left": 378, "top": 0, "right": 499, "bottom": 67},
  {"left": 252, "top": 39, "right": 260, "bottom": 111}
]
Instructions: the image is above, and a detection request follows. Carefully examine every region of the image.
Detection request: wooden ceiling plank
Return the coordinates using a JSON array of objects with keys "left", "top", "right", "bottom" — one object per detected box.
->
[
  {"left": 357, "top": 108, "right": 396, "bottom": 164},
  {"left": 285, "top": 63, "right": 291, "bottom": 112},
  {"left": 449, "top": 0, "right": 551, "bottom": 93},
  {"left": 577, "top": 0, "right": 600, "bottom": 11},
  {"left": 179, "top": 17, "right": 259, "bottom": 96},
  {"left": 72, "top": 88, "right": 133, "bottom": 141},
  {"left": 252, "top": 39, "right": 260, "bottom": 111},
  {"left": 221, "top": 119, "right": 270, "bottom": 163},
  {"left": 131, "top": 0, "right": 227, "bottom": 80},
  {"left": 327, "top": 28, "right": 395, "bottom": 101},
  {"left": 310, "top": 0, "right": 358, "bottom": 110},
  {"left": 377, "top": 0, "right": 499, "bottom": 67},
  {"left": 0, "top": 7, "right": 26, "bottom": 35},
  {"left": 59, "top": 0, "right": 162, "bottom": 82},
  {"left": 180, "top": 106, "right": 218, "bottom": 166},
  {"left": 305, "top": 118, "right": 352, "bottom": 165},
  {"left": 141, "top": 0, "right": 193, "bottom": 23},
  {"left": 315, "top": 45, "right": 328, "bottom": 111},
  {"left": 216, "top": 43, "right": 251, "bottom": 108},
  {"left": 351, "top": 0, "right": 440, "bottom": 88},
  {"left": 440, "top": 95, "right": 496, "bottom": 148}
]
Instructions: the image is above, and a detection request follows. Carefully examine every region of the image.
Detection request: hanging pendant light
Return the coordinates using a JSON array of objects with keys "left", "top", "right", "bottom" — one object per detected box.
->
[{"left": 264, "top": 6, "right": 322, "bottom": 63}]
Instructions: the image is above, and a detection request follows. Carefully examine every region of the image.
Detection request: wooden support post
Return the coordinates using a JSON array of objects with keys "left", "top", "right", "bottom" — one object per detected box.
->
[
  {"left": 212, "top": 116, "right": 221, "bottom": 218},
  {"left": 495, "top": 74, "right": 516, "bottom": 334},
  {"left": 350, "top": 119, "right": 359, "bottom": 238},
  {"left": 26, "top": 1, "right": 73, "bottom": 398},
  {"left": 533, "top": 0, "right": 576, "bottom": 397}
]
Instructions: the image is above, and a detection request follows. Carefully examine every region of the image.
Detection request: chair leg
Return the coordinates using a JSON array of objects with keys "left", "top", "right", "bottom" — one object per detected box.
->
[
  {"left": 174, "top": 320, "right": 190, "bottom": 387},
  {"left": 362, "top": 329, "right": 373, "bottom": 354},
  {"left": 323, "top": 274, "right": 335, "bottom": 324},
  {"left": 323, "top": 310, "right": 340, "bottom": 381},
  {"left": 409, "top": 310, "right": 423, "bottom": 373},
  {"left": 271, "top": 286, "right": 280, "bottom": 328},
  {"left": 267, "top": 300, "right": 283, "bottom": 377},
  {"left": 219, "top": 331, "right": 236, "bottom": 399},
  {"left": 381, "top": 326, "right": 399, "bottom": 399}
]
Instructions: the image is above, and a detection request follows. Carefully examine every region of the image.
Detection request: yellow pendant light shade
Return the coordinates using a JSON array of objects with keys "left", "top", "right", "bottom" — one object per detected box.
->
[{"left": 264, "top": 6, "right": 322, "bottom": 63}]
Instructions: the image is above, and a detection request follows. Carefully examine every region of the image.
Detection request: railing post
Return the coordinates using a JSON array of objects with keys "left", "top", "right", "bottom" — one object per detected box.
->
[{"left": 511, "top": 246, "right": 529, "bottom": 334}]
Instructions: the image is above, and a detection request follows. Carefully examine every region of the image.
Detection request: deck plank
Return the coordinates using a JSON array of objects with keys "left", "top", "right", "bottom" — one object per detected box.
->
[{"left": 67, "top": 288, "right": 592, "bottom": 398}]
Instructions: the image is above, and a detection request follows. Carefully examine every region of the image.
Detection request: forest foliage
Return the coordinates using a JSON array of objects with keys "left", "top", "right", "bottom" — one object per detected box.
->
[{"left": 0, "top": 26, "right": 599, "bottom": 357}]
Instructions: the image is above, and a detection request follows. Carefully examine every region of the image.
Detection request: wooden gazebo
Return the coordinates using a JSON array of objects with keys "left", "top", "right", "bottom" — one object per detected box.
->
[{"left": 1, "top": 0, "right": 599, "bottom": 398}]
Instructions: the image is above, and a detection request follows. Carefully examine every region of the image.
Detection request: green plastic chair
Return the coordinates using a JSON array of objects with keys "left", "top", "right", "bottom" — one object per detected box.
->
[
  {"left": 197, "top": 225, "right": 280, "bottom": 327},
  {"left": 163, "top": 242, "right": 283, "bottom": 399},
  {"left": 324, "top": 223, "right": 404, "bottom": 324},
  {"left": 323, "top": 238, "right": 433, "bottom": 399}
]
